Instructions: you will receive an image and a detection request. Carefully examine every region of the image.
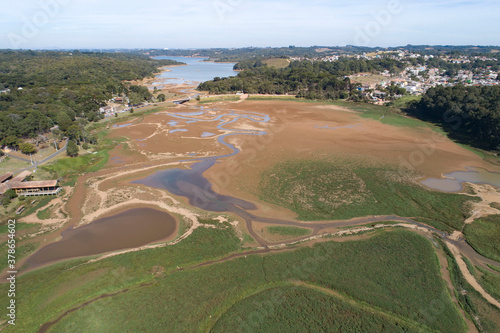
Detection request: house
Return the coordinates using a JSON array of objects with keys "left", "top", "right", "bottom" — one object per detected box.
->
[
  {"left": 0, "top": 171, "right": 61, "bottom": 197},
  {"left": 99, "top": 106, "right": 115, "bottom": 114}
]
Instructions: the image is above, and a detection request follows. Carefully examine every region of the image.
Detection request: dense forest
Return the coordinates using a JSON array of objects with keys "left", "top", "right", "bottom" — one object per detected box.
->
[
  {"left": 198, "top": 58, "right": 405, "bottom": 100},
  {"left": 406, "top": 85, "right": 500, "bottom": 149},
  {"left": 0, "top": 50, "right": 182, "bottom": 149}
]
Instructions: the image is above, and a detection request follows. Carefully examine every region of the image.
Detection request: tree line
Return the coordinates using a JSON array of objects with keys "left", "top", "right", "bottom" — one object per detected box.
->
[
  {"left": 406, "top": 85, "right": 500, "bottom": 149},
  {"left": 197, "top": 58, "right": 406, "bottom": 100}
]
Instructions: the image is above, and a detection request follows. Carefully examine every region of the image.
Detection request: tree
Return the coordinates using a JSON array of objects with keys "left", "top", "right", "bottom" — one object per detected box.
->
[
  {"left": 19, "top": 142, "right": 36, "bottom": 155},
  {"left": 66, "top": 140, "right": 79, "bottom": 157},
  {"left": 157, "top": 94, "right": 166, "bottom": 102},
  {"left": 1, "top": 136, "right": 17, "bottom": 149},
  {"left": 56, "top": 111, "right": 73, "bottom": 132},
  {"left": 65, "top": 125, "right": 81, "bottom": 143},
  {"left": 2, "top": 189, "right": 17, "bottom": 207}
]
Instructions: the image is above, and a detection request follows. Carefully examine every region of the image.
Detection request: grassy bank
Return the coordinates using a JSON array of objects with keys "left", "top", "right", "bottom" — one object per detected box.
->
[
  {"left": 260, "top": 159, "right": 475, "bottom": 232},
  {"left": 463, "top": 215, "right": 500, "bottom": 262},
  {"left": 198, "top": 95, "right": 240, "bottom": 103},
  {"left": 267, "top": 226, "right": 311, "bottom": 237},
  {"left": 440, "top": 238, "right": 500, "bottom": 332},
  {"left": 2, "top": 229, "right": 466, "bottom": 332}
]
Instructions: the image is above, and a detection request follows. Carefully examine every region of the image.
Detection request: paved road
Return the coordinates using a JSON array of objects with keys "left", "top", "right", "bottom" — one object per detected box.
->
[{"left": 7, "top": 140, "right": 68, "bottom": 174}]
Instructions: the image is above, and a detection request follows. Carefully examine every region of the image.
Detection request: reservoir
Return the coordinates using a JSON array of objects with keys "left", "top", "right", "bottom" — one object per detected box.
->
[
  {"left": 154, "top": 56, "right": 238, "bottom": 85},
  {"left": 26, "top": 208, "right": 177, "bottom": 267}
]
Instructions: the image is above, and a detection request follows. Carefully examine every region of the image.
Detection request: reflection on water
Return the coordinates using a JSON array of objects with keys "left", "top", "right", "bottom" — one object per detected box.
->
[
  {"left": 421, "top": 167, "right": 500, "bottom": 192},
  {"left": 27, "top": 208, "right": 177, "bottom": 267}
]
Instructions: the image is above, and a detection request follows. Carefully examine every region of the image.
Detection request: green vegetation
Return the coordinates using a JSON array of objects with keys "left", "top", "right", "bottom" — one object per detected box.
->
[
  {"left": 6, "top": 230, "right": 465, "bottom": 333},
  {"left": 476, "top": 267, "right": 500, "bottom": 302},
  {"left": 0, "top": 222, "right": 38, "bottom": 235},
  {"left": 463, "top": 215, "right": 500, "bottom": 262},
  {"left": 1, "top": 226, "right": 242, "bottom": 332},
  {"left": 247, "top": 95, "right": 302, "bottom": 101},
  {"left": 36, "top": 205, "right": 53, "bottom": 220},
  {"left": 141, "top": 45, "right": 500, "bottom": 63},
  {"left": 20, "top": 196, "right": 56, "bottom": 218},
  {"left": 263, "top": 58, "right": 290, "bottom": 69},
  {"left": 198, "top": 58, "right": 405, "bottom": 100},
  {"left": 212, "top": 285, "right": 428, "bottom": 333},
  {"left": 440, "top": 238, "right": 500, "bottom": 332},
  {"left": 42, "top": 143, "right": 111, "bottom": 184},
  {"left": 198, "top": 95, "right": 240, "bottom": 103},
  {"left": 267, "top": 226, "right": 311, "bottom": 237},
  {"left": 66, "top": 140, "right": 79, "bottom": 157},
  {"left": 388, "top": 95, "right": 422, "bottom": 109},
  {"left": 0, "top": 50, "right": 183, "bottom": 148},
  {"left": 260, "top": 159, "right": 475, "bottom": 232},
  {"left": 406, "top": 85, "right": 500, "bottom": 149},
  {"left": 329, "top": 100, "right": 435, "bottom": 128}
]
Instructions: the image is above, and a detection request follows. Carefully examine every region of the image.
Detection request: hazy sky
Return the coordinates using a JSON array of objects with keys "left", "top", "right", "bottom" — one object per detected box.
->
[{"left": 1, "top": 0, "right": 499, "bottom": 49}]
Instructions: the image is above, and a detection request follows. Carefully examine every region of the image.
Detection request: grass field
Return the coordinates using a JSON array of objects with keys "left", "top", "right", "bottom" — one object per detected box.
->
[
  {"left": 41, "top": 140, "right": 113, "bottom": 185},
  {"left": 0, "top": 156, "right": 31, "bottom": 175},
  {"left": 262, "top": 58, "right": 290, "bottom": 69},
  {"left": 198, "top": 95, "right": 240, "bottom": 103},
  {"left": 247, "top": 95, "right": 303, "bottom": 102},
  {"left": 260, "top": 159, "right": 475, "bottom": 232},
  {"left": 327, "top": 100, "right": 441, "bottom": 129},
  {"left": 36, "top": 205, "right": 53, "bottom": 220},
  {"left": 389, "top": 95, "right": 422, "bottom": 109},
  {"left": 463, "top": 215, "right": 500, "bottom": 262},
  {"left": 211, "top": 285, "right": 428, "bottom": 332},
  {"left": 267, "top": 226, "right": 311, "bottom": 237},
  {"left": 3, "top": 229, "right": 466, "bottom": 332}
]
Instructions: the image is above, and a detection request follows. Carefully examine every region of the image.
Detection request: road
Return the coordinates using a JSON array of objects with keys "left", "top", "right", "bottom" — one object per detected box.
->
[{"left": 7, "top": 140, "right": 68, "bottom": 174}]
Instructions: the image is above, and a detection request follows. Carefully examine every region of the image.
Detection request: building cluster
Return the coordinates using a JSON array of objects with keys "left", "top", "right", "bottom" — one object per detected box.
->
[
  {"left": 0, "top": 171, "right": 61, "bottom": 198},
  {"left": 340, "top": 51, "right": 499, "bottom": 103}
]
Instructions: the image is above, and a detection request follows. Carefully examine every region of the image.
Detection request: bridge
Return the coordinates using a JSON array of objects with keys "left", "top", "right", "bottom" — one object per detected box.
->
[{"left": 173, "top": 98, "right": 191, "bottom": 104}]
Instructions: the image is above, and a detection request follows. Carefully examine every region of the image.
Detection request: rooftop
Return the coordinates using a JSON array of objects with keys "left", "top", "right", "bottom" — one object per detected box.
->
[
  {"left": 8, "top": 180, "right": 58, "bottom": 189},
  {"left": 11, "top": 170, "right": 32, "bottom": 182},
  {"left": 0, "top": 172, "right": 13, "bottom": 183}
]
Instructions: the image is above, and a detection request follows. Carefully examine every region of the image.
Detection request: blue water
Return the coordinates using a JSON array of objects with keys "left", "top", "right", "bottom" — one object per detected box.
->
[
  {"left": 112, "top": 123, "right": 133, "bottom": 128},
  {"left": 170, "top": 129, "right": 188, "bottom": 134},
  {"left": 153, "top": 56, "right": 238, "bottom": 85}
]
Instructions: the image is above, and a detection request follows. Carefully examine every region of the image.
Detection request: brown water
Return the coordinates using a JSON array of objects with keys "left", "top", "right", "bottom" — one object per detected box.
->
[{"left": 26, "top": 208, "right": 177, "bottom": 267}]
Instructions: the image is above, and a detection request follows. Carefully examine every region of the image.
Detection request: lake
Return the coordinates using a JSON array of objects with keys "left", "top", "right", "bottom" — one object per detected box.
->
[{"left": 153, "top": 56, "right": 238, "bottom": 85}]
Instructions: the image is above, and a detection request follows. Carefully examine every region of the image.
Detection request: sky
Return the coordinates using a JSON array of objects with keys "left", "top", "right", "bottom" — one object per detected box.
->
[{"left": 0, "top": 0, "right": 499, "bottom": 49}]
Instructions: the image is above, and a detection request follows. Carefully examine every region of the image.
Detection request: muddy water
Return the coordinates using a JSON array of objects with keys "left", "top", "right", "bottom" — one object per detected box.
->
[
  {"left": 134, "top": 159, "right": 256, "bottom": 212},
  {"left": 421, "top": 167, "right": 500, "bottom": 192},
  {"left": 26, "top": 208, "right": 177, "bottom": 267},
  {"left": 133, "top": 108, "right": 269, "bottom": 211}
]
